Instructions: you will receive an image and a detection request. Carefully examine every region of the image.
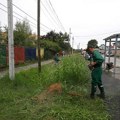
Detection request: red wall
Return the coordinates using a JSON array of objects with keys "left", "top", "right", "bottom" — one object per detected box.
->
[
  {"left": 14, "top": 47, "right": 25, "bottom": 64},
  {"left": 7, "top": 46, "right": 25, "bottom": 64}
]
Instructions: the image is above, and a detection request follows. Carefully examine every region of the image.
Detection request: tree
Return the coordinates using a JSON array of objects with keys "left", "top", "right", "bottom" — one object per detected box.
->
[
  {"left": 45, "top": 31, "right": 70, "bottom": 51},
  {"left": 41, "top": 39, "right": 61, "bottom": 52},
  {"left": 40, "top": 39, "right": 61, "bottom": 60},
  {"left": 3, "top": 26, "right": 8, "bottom": 43},
  {"left": 0, "top": 26, "right": 8, "bottom": 44},
  {"left": 25, "top": 33, "right": 37, "bottom": 47},
  {"left": 46, "top": 30, "right": 56, "bottom": 42},
  {"left": 58, "top": 32, "right": 70, "bottom": 50},
  {"left": 0, "top": 26, "right": 3, "bottom": 43},
  {"left": 14, "top": 19, "right": 33, "bottom": 46}
]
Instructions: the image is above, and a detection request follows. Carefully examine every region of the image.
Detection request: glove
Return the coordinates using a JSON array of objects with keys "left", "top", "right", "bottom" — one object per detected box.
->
[{"left": 88, "top": 64, "right": 94, "bottom": 70}]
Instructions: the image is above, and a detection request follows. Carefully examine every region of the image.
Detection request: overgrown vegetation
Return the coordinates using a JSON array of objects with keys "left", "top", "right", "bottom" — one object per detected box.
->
[
  {"left": 0, "top": 54, "right": 110, "bottom": 120},
  {"left": 0, "top": 20, "right": 71, "bottom": 60},
  {"left": 0, "top": 20, "right": 70, "bottom": 53}
]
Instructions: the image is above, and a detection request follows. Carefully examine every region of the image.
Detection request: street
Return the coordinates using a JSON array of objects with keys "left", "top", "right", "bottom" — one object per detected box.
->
[
  {"left": 105, "top": 56, "right": 120, "bottom": 67},
  {"left": 103, "top": 56, "right": 120, "bottom": 80}
]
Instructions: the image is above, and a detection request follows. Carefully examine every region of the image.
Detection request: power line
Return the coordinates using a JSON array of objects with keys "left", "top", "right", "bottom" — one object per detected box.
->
[
  {"left": 12, "top": 3, "right": 37, "bottom": 21},
  {"left": 0, "top": 2, "right": 7, "bottom": 8},
  {"left": 0, "top": 2, "right": 51, "bottom": 32},
  {"left": 0, "top": 3, "right": 36, "bottom": 27},
  {"left": 0, "top": 7, "right": 36, "bottom": 28},
  {"left": 0, "top": 7, "right": 48, "bottom": 33},
  {"left": 3, "top": 1, "right": 64, "bottom": 32},
  {"left": 41, "top": 22, "right": 52, "bottom": 31},
  {"left": 43, "top": 0, "right": 65, "bottom": 32},
  {"left": 41, "top": 0, "right": 58, "bottom": 30},
  {"left": 41, "top": 1, "right": 62, "bottom": 31},
  {"left": 1, "top": 4, "right": 120, "bottom": 37},
  {"left": 47, "top": 0, "right": 66, "bottom": 32},
  {"left": 0, "top": 7, "right": 7, "bottom": 13},
  {"left": 41, "top": 5, "right": 59, "bottom": 31},
  {"left": 74, "top": 31, "right": 120, "bottom": 38},
  {"left": 12, "top": 3, "right": 52, "bottom": 30}
]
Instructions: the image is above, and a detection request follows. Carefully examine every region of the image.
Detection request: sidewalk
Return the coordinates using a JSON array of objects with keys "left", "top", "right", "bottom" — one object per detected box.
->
[
  {"left": 0, "top": 60, "right": 53, "bottom": 79},
  {"left": 102, "top": 71, "right": 120, "bottom": 120},
  {"left": 103, "top": 71, "right": 120, "bottom": 95}
]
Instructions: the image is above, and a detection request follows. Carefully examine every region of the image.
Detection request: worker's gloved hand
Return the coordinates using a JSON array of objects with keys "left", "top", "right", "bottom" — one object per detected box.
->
[{"left": 88, "top": 64, "right": 94, "bottom": 70}]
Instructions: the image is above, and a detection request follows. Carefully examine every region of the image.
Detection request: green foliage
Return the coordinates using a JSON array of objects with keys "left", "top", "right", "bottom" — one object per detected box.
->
[
  {"left": 0, "top": 26, "right": 2, "bottom": 43},
  {"left": 45, "top": 31, "right": 70, "bottom": 51},
  {"left": 46, "top": 30, "right": 57, "bottom": 42},
  {"left": 14, "top": 20, "right": 34, "bottom": 46},
  {"left": 1, "top": 22, "right": 70, "bottom": 54},
  {"left": 44, "top": 96, "right": 110, "bottom": 120},
  {"left": 44, "top": 49, "right": 54, "bottom": 60},
  {"left": 0, "top": 26, "right": 8, "bottom": 44},
  {"left": 54, "top": 54, "right": 90, "bottom": 86},
  {"left": 0, "top": 55, "right": 110, "bottom": 120},
  {"left": 40, "top": 31, "right": 70, "bottom": 59},
  {"left": 3, "top": 26, "right": 8, "bottom": 44},
  {"left": 41, "top": 40, "right": 61, "bottom": 59},
  {"left": 41, "top": 40, "right": 61, "bottom": 52}
]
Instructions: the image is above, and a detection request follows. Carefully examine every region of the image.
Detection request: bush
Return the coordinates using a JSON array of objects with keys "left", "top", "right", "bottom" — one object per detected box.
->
[{"left": 53, "top": 54, "right": 91, "bottom": 85}]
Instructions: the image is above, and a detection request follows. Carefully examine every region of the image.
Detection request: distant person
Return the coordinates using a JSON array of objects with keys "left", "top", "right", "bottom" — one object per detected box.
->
[
  {"left": 54, "top": 53, "right": 60, "bottom": 64},
  {"left": 87, "top": 45, "right": 105, "bottom": 99},
  {"left": 62, "top": 51, "right": 65, "bottom": 56},
  {"left": 59, "top": 51, "right": 63, "bottom": 57}
]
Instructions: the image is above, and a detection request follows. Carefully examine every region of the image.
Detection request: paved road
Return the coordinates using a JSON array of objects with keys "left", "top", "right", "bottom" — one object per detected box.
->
[
  {"left": 105, "top": 56, "right": 120, "bottom": 67},
  {"left": 0, "top": 60, "right": 53, "bottom": 79},
  {"left": 103, "top": 72, "right": 120, "bottom": 95},
  {"left": 103, "top": 56, "right": 120, "bottom": 79},
  {"left": 103, "top": 71, "right": 120, "bottom": 120}
]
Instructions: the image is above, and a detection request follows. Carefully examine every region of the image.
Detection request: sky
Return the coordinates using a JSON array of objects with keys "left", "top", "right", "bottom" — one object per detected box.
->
[{"left": 1, "top": 0, "right": 120, "bottom": 49}]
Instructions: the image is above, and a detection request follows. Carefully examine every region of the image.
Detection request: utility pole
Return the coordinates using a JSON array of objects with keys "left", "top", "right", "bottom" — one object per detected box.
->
[
  {"left": 69, "top": 28, "right": 72, "bottom": 54},
  {"left": 72, "top": 37, "right": 74, "bottom": 54},
  {"left": 37, "top": 0, "right": 41, "bottom": 72},
  {"left": 78, "top": 43, "right": 80, "bottom": 50},
  {"left": 77, "top": 45, "right": 79, "bottom": 50},
  {"left": 7, "top": 0, "right": 15, "bottom": 80}
]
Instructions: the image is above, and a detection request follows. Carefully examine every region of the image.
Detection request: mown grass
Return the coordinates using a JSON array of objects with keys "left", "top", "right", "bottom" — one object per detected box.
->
[{"left": 0, "top": 54, "right": 111, "bottom": 120}]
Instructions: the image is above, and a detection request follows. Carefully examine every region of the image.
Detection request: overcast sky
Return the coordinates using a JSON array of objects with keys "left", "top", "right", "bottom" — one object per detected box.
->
[{"left": 1, "top": 0, "right": 120, "bottom": 48}]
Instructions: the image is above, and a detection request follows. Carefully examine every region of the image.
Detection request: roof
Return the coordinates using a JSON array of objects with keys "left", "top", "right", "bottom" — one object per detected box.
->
[{"left": 104, "top": 33, "right": 120, "bottom": 41}]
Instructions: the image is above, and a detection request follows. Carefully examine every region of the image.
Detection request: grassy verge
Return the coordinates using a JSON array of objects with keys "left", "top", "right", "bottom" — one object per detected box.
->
[{"left": 0, "top": 54, "right": 110, "bottom": 120}]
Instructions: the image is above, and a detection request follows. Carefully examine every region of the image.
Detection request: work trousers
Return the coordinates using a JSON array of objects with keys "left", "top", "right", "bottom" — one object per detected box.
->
[{"left": 91, "top": 67, "right": 104, "bottom": 94}]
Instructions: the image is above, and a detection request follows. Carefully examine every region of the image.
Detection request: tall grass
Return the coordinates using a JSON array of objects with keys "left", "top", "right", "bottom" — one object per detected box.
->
[
  {"left": 54, "top": 54, "right": 90, "bottom": 84},
  {"left": 0, "top": 54, "right": 110, "bottom": 120}
]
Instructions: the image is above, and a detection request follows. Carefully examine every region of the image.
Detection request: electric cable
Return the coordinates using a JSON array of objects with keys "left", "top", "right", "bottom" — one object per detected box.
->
[{"left": 47, "top": 0, "right": 66, "bottom": 32}]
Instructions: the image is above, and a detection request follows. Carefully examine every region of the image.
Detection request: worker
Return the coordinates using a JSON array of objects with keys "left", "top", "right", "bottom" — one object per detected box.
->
[
  {"left": 54, "top": 53, "right": 60, "bottom": 64},
  {"left": 88, "top": 45, "right": 105, "bottom": 99}
]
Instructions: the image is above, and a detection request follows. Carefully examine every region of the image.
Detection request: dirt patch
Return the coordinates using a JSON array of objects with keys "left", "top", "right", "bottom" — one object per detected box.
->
[
  {"left": 31, "top": 83, "right": 62, "bottom": 104},
  {"left": 47, "top": 83, "right": 62, "bottom": 94},
  {"left": 31, "top": 83, "right": 83, "bottom": 104}
]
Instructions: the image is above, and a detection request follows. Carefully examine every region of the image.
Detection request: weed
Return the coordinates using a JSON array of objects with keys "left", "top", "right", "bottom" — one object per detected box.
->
[{"left": 0, "top": 54, "right": 110, "bottom": 120}]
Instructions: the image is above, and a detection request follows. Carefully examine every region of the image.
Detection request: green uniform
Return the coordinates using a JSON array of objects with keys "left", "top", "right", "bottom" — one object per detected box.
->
[
  {"left": 54, "top": 53, "right": 60, "bottom": 64},
  {"left": 90, "top": 50, "right": 105, "bottom": 98}
]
